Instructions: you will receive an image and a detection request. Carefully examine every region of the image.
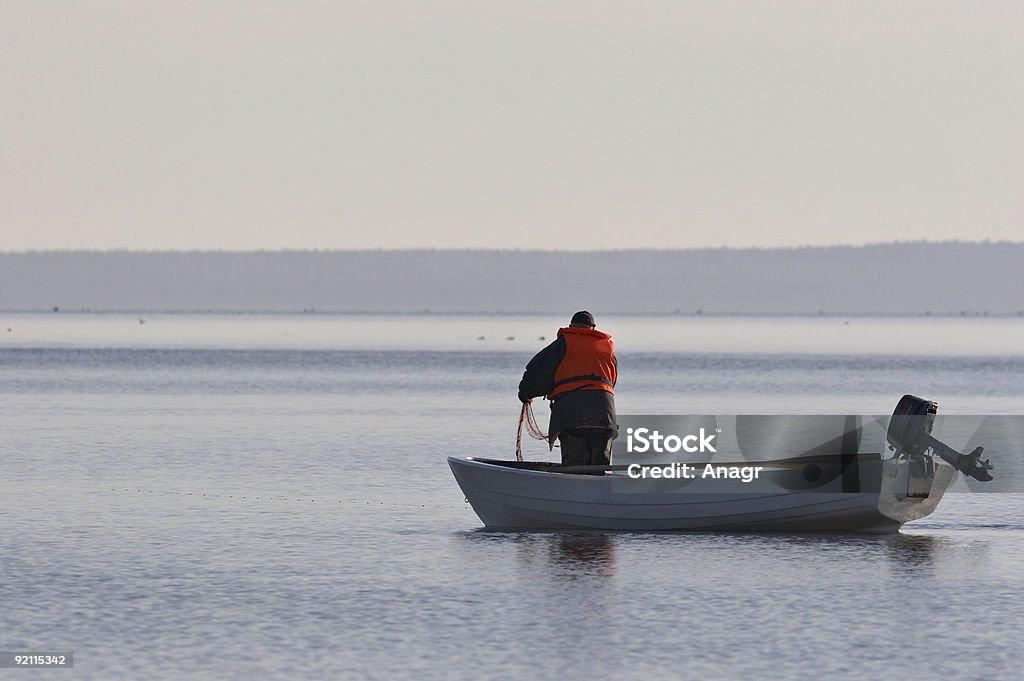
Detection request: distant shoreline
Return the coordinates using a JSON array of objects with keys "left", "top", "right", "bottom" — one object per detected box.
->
[{"left": 3, "top": 243, "right": 1021, "bottom": 315}]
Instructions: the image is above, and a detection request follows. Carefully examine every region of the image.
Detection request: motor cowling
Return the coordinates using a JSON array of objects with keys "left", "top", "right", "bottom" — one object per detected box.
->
[
  {"left": 886, "top": 394, "right": 993, "bottom": 482},
  {"left": 886, "top": 394, "right": 937, "bottom": 457}
]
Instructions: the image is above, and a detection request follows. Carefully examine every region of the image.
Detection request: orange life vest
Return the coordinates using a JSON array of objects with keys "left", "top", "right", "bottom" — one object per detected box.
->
[{"left": 547, "top": 327, "right": 616, "bottom": 400}]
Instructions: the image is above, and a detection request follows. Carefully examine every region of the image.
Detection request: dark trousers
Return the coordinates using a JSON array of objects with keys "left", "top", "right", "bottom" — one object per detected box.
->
[{"left": 557, "top": 428, "right": 613, "bottom": 470}]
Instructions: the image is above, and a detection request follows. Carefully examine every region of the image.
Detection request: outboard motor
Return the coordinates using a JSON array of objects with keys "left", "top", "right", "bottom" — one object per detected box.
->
[{"left": 887, "top": 395, "right": 994, "bottom": 482}]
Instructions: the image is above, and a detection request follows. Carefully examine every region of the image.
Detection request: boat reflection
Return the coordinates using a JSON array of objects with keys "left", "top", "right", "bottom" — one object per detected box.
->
[
  {"left": 543, "top": 533, "right": 616, "bottom": 578},
  {"left": 881, "top": 533, "right": 941, "bottom": 571},
  {"left": 509, "top": 532, "right": 617, "bottom": 580},
  {"left": 457, "top": 527, "right": 991, "bottom": 583},
  {"left": 882, "top": 532, "right": 992, "bottom": 575},
  {"left": 459, "top": 530, "right": 617, "bottom": 579}
]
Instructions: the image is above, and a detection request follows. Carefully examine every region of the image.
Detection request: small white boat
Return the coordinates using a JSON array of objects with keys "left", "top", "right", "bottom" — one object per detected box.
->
[{"left": 449, "top": 396, "right": 993, "bottom": 533}]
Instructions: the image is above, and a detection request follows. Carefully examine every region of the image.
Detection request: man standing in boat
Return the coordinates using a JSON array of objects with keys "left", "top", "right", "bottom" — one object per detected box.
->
[{"left": 518, "top": 311, "right": 618, "bottom": 469}]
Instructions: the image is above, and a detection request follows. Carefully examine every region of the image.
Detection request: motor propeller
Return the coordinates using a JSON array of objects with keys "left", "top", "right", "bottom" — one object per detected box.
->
[{"left": 886, "top": 395, "right": 994, "bottom": 482}]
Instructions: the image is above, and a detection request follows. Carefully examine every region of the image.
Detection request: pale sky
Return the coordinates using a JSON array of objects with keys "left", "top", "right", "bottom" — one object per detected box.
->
[{"left": 1, "top": 1, "right": 1021, "bottom": 251}]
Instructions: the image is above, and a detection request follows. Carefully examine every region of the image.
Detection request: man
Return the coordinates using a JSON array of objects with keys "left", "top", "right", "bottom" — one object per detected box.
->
[{"left": 518, "top": 310, "right": 618, "bottom": 469}]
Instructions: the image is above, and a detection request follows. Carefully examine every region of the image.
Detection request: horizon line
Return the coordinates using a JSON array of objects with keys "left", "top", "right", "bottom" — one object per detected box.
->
[
  {"left": 3, "top": 309, "right": 1022, "bottom": 318},
  {"left": 2, "top": 238, "right": 1022, "bottom": 255}
]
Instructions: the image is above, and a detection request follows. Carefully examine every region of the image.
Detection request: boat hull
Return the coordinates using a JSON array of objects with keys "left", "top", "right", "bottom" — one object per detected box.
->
[{"left": 448, "top": 456, "right": 955, "bottom": 533}]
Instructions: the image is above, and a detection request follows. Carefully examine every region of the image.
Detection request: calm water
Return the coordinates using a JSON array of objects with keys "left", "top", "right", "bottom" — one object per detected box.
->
[{"left": 2, "top": 314, "right": 1023, "bottom": 680}]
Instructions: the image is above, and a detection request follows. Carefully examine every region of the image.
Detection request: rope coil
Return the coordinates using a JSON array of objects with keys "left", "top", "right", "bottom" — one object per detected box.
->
[{"left": 516, "top": 401, "right": 548, "bottom": 461}]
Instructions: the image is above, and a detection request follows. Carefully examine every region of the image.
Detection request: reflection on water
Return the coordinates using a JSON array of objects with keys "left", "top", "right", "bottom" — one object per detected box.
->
[
  {"left": 544, "top": 533, "right": 616, "bottom": 578},
  {"left": 881, "top": 533, "right": 942, "bottom": 572},
  {"left": 459, "top": 530, "right": 617, "bottom": 579},
  {"left": 459, "top": 528, "right": 999, "bottom": 584}
]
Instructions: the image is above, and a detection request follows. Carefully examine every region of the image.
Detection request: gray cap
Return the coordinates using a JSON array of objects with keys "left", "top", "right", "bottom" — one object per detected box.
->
[{"left": 570, "top": 310, "right": 595, "bottom": 327}]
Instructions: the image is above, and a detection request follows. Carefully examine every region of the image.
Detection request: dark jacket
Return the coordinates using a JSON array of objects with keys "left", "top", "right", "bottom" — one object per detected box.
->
[{"left": 518, "top": 334, "right": 618, "bottom": 445}]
